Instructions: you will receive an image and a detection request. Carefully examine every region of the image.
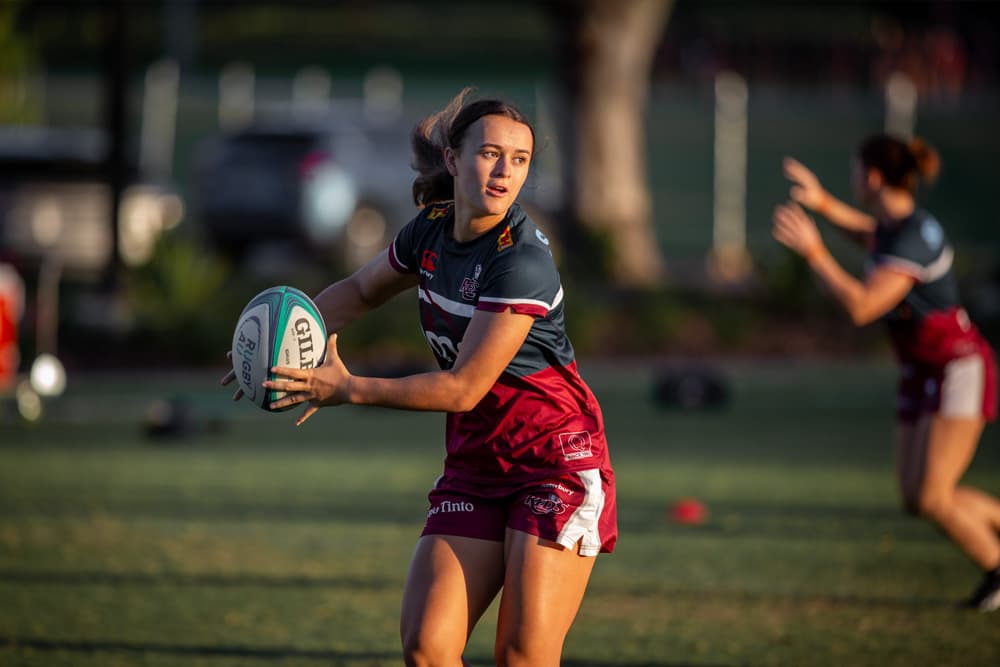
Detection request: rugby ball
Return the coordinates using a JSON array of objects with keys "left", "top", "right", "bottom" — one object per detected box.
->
[{"left": 231, "top": 286, "right": 327, "bottom": 411}]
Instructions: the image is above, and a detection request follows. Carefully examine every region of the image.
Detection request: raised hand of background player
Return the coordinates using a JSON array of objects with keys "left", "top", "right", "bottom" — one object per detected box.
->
[
  {"left": 772, "top": 201, "right": 825, "bottom": 262},
  {"left": 782, "top": 157, "right": 830, "bottom": 213}
]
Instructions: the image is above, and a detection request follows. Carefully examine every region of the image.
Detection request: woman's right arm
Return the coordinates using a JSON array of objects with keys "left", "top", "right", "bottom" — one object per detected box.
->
[
  {"left": 315, "top": 247, "right": 419, "bottom": 332},
  {"left": 782, "top": 157, "right": 877, "bottom": 242}
]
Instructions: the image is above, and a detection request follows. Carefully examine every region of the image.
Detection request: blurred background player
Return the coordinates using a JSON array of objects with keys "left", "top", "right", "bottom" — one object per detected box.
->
[
  {"left": 772, "top": 135, "right": 1000, "bottom": 611},
  {"left": 223, "top": 88, "right": 617, "bottom": 664},
  {"left": 0, "top": 261, "right": 25, "bottom": 395}
]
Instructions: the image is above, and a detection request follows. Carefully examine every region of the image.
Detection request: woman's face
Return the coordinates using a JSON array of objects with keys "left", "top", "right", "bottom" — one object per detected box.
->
[{"left": 446, "top": 114, "right": 533, "bottom": 219}]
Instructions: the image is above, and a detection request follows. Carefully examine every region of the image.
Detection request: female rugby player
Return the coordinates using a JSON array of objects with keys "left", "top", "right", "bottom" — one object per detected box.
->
[
  {"left": 773, "top": 134, "right": 999, "bottom": 612},
  {"left": 224, "top": 89, "right": 617, "bottom": 664}
]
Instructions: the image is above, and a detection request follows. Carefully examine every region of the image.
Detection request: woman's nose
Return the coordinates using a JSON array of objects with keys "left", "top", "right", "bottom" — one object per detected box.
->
[{"left": 492, "top": 157, "right": 511, "bottom": 177}]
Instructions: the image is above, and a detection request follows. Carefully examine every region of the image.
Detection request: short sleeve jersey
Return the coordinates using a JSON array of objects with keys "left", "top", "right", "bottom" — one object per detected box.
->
[
  {"left": 388, "top": 201, "right": 610, "bottom": 484},
  {"left": 869, "top": 209, "right": 982, "bottom": 364},
  {"left": 870, "top": 209, "right": 960, "bottom": 319}
]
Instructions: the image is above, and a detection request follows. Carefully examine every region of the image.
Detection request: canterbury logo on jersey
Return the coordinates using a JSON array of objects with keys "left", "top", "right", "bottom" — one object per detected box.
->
[{"left": 421, "top": 250, "right": 438, "bottom": 273}]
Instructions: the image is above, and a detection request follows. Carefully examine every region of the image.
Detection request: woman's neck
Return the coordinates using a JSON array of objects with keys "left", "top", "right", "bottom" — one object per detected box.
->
[
  {"left": 452, "top": 200, "right": 507, "bottom": 243},
  {"left": 874, "top": 188, "right": 916, "bottom": 226}
]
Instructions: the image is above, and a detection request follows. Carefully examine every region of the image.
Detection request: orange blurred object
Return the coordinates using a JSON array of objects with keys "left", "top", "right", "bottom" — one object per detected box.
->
[{"left": 0, "top": 264, "right": 25, "bottom": 392}]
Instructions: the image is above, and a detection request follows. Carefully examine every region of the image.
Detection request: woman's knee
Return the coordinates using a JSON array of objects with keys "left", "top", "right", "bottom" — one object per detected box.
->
[
  {"left": 495, "top": 640, "right": 559, "bottom": 667},
  {"left": 402, "top": 631, "right": 464, "bottom": 667},
  {"left": 911, "top": 488, "right": 952, "bottom": 521}
]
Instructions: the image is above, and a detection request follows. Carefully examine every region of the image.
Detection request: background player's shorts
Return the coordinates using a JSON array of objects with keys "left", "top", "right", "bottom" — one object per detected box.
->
[
  {"left": 897, "top": 339, "right": 997, "bottom": 422},
  {"left": 421, "top": 469, "right": 617, "bottom": 556}
]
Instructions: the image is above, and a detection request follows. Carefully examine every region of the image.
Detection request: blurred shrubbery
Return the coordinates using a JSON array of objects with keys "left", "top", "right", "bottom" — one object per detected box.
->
[{"left": 124, "top": 234, "right": 236, "bottom": 365}]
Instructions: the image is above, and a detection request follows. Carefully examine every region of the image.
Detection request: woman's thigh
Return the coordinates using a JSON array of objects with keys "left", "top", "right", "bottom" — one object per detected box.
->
[
  {"left": 400, "top": 534, "right": 505, "bottom": 658},
  {"left": 495, "top": 528, "right": 597, "bottom": 665},
  {"left": 923, "top": 415, "right": 986, "bottom": 498}
]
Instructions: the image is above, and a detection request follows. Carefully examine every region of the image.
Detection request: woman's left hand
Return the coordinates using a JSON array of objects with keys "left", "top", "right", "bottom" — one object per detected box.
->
[
  {"left": 772, "top": 201, "right": 825, "bottom": 261},
  {"left": 263, "top": 333, "right": 351, "bottom": 426}
]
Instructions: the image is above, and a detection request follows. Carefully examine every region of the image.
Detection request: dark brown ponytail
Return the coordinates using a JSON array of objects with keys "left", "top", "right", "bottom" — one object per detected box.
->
[
  {"left": 907, "top": 137, "right": 941, "bottom": 186},
  {"left": 410, "top": 88, "right": 472, "bottom": 207}
]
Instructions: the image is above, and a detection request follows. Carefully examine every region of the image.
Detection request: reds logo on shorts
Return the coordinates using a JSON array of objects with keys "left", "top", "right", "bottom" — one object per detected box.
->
[{"left": 524, "top": 493, "right": 567, "bottom": 516}]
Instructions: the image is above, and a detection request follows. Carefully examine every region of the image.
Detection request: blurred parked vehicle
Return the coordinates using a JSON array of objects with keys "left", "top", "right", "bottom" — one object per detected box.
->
[
  {"left": 189, "top": 110, "right": 418, "bottom": 270},
  {"left": 0, "top": 126, "right": 183, "bottom": 281},
  {"left": 190, "top": 105, "right": 560, "bottom": 272}
]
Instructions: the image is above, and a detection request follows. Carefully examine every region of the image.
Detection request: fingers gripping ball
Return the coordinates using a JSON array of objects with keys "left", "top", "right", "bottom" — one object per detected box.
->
[{"left": 231, "top": 286, "right": 327, "bottom": 412}]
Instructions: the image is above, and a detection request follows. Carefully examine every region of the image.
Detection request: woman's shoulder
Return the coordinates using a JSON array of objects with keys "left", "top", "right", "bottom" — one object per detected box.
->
[
  {"left": 505, "top": 204, "right": 555, "bottom": 256},
  {"left": 876, "top": 209, "right": 951, "bottom": 265},
  {"left": 399, "top": 200, "right": 454, "bottom": 239},
  {"left": 416, "top": 200, "right": 455, "bottom": 225}
]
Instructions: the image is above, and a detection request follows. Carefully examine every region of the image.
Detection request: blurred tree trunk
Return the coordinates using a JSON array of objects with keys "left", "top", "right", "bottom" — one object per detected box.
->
[{"left": 551, "top": 0, "right": 673, "bottom": 288}]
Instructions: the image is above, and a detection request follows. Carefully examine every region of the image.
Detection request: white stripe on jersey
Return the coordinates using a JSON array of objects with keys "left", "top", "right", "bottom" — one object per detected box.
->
[
  {"left": 922, "top": 245, "right": 955, "bottom": 282},
  {"left": 389, "top": 242, "right": 409, "bottom": 270},
  {"left": 878, "top": 245, "right": 953, "bottom": 283},
  {"left": 419, "top": 287, "right": 476, "bottom": 318},
  {"left": 478, "top": 286, "right": 564, "bottom": 312}
]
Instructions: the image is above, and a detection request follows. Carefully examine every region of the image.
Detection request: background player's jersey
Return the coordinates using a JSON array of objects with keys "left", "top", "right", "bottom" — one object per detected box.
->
[
  {"left": 869, "top": 209, "right": 985, "bottom": 365},
  {"left": 388, "top": 201, "right": 610, "bottom": 484}
]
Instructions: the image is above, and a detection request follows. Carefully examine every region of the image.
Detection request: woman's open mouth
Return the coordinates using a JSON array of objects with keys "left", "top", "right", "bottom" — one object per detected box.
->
[{"left": 486, "top": 184, "right": 508, "bottom": 197}]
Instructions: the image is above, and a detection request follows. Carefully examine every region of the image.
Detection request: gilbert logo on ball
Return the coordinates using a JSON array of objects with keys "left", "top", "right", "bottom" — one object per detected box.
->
[{"left": 231, "top": 285, "right": 327, "bottom": 412}]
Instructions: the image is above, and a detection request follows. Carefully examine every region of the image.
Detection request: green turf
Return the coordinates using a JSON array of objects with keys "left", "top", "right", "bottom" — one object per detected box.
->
[{"left": 1, "top": 361, "right": 998, "bottom": 666}]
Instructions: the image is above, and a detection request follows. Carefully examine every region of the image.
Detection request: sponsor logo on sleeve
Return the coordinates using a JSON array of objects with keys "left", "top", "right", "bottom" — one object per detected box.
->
[
  {"left": 557, "top": 431, "right": 594, "bottom": 461},
  {"left": 921, "top": 218, "right": 943, "bottom": 250}
]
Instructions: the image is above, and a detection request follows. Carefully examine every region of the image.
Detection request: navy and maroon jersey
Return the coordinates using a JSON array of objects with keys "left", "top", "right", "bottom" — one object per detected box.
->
[
  {"left": 387, "top": 201, "right": 611, "bottom": 485},
  {"left": 869, "top": 209, "right": 990, "bottom": 366}
]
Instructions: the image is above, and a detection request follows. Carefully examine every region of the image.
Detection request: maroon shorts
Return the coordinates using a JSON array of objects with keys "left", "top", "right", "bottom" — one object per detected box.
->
[
  {"left": 897, "top": 339, "right": 998, "bottom": 422},
  {"left": 421, "top": 469, "right": 617, "bottom": 556}
]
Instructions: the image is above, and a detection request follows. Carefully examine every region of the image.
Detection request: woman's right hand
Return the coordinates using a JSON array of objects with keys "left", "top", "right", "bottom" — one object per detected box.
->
[
  {"left": 782, "top": 157, "right": 829, "bottom": 212},
  {"left": 220, "top": 351, "right": 244, "bottom": 401}
]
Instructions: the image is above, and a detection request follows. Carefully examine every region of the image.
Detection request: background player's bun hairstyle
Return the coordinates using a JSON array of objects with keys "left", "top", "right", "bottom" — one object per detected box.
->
[
  {"left": 858, "top": 133, "right": 941, "bottom": 193},
  {"left": 410, "top": 87, "right": 535, "bottom": 207}
]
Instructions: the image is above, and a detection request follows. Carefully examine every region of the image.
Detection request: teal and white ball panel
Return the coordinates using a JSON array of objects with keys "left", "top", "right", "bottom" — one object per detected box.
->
[{"left": 266, "top": 292, "right": 327, "bottom": 409}]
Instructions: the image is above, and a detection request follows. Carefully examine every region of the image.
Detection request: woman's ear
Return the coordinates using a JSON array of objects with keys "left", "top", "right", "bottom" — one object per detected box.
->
[
  {"left": 444, "top": 146, "right": 458, "bottom": 177},
  {"left": 866, "top": 167, "right": 883, "bottom": 190}
]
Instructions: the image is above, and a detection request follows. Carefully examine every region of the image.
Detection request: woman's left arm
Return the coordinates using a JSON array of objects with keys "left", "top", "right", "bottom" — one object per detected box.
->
[
  {"left": 265, "top": 308, "right": 535, "bottom": 425},
  {"left": 773, "top": 202, "right": 914, "bottom": 326}
]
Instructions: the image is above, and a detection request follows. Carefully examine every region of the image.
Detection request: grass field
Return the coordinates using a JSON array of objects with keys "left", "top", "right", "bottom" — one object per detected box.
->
[{"left": 1, "top": 360, "right": 998, "bottom": 666}]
